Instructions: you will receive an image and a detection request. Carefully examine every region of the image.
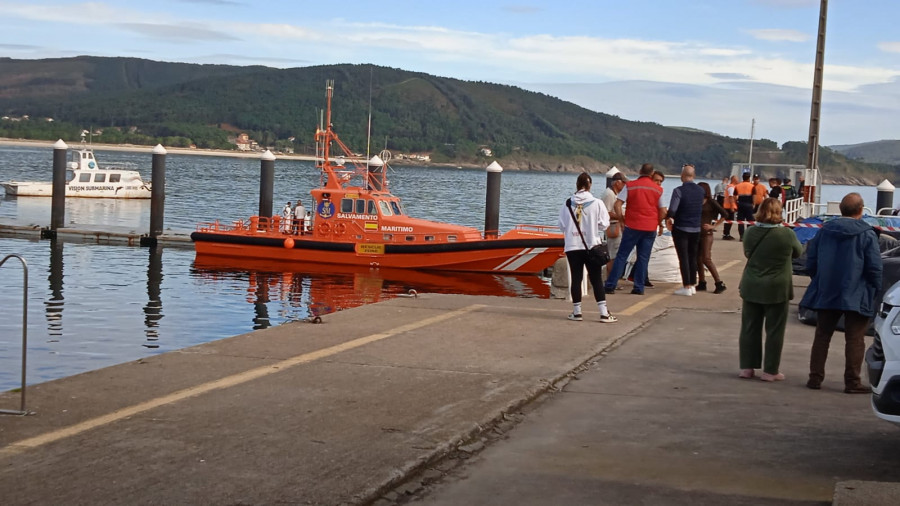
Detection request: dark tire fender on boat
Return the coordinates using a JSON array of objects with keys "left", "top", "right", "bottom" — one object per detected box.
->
[{"left": 191, "top": 232, "right": 562, "bottom": 254}]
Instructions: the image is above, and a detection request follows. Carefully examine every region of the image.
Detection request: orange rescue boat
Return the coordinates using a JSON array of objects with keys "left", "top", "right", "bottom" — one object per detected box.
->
[{"left": 191, "top": 81, "right": 564, "bottom": 274}]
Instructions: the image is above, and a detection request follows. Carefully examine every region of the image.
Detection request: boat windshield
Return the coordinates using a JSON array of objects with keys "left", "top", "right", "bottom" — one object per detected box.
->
[
  {"left": 390, "top": 201, "right": 403, "bottom": 215},
  {"left": 379, "top": 200, "right": 393, "bottom": 216}
]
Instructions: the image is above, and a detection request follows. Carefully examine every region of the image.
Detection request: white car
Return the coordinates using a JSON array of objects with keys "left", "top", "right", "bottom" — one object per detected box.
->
[{"left": 866, "top": 280, "right": 900, "bottom": 426}]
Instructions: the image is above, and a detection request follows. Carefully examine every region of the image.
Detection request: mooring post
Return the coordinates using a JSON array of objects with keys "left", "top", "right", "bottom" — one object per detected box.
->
[
  {"left": 49, "top": 139, "right": 68, "bottom": 233},
  {"left": 876, "top": 179, "right": 895, "bottom": 215},
  {"left": 259, "top": 150, "right": 276, "bottom": 225},
  {"left": 148, "top": 144, "right": 167, "bottom": 240},
  {"left": 484, "top": 161, "right": 503, "bottom": 239}
]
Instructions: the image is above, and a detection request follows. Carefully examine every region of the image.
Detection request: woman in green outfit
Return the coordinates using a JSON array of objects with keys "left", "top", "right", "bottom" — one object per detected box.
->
[{"left": 738, "top": 198, "right": 802, "bottom": 381}]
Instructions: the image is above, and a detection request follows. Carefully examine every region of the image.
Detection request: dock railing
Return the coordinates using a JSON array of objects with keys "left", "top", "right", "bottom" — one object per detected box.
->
[
  {"left": 784, "top": 197, "right": 803, "bottom": 224},
  {"left": 0, "top": 254, "right": 30, "bottom": 416}
]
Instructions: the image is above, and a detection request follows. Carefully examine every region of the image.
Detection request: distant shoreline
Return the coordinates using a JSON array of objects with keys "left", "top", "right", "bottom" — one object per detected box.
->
[{"left": 0, "top": 138, "right": 319, "bottom": 161}]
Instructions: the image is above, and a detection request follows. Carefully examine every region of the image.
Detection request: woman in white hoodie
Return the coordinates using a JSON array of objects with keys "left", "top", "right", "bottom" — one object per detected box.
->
[{"left": 558, "top": 172, "right": 618, "bottom": 323}]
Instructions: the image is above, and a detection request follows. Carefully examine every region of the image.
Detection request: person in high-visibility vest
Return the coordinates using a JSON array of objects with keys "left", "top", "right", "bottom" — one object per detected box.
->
[
  {"left": 734, "top": 173, "right": 755, "bottom": 240},
  {"left": 722, "top": 175, "right": 739, "bottom": 240}
]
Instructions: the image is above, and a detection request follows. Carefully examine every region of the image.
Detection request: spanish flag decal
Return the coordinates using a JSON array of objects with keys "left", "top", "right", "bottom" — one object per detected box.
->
[{"left": 364, "top": 222, "right": 378, "bottom": 230}]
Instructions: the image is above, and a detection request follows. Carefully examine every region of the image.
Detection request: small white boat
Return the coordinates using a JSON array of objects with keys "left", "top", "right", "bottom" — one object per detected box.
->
[{"left": 1, "top": 142, "right": 152, "bottom": 199}]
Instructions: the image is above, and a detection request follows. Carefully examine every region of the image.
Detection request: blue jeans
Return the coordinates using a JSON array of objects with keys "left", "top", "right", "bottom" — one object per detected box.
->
[{"left": 604, "top": 227, "right": 656, "bottom": 293}]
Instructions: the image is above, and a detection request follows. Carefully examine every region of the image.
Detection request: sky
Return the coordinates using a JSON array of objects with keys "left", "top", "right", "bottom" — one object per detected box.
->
[{"left": 1, "top": 0, "right": 898, "bottom": 147}]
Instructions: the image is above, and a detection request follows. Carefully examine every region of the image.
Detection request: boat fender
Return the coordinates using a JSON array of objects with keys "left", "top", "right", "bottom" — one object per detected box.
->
[
  {"left": 317, "top": 222, "right": 331, "bottom": 235},
  {"left": 333, "top": 223, "right": 346, "bottom": 237},
  {"left": 283, "top": 237, "right": 294, "bottom": 249}
]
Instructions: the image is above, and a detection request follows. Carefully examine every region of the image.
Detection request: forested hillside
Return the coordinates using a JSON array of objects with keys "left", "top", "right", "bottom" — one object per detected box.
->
[
  {"left": 831, "top": 140, "right": 900, "bottom": 166},
  {"left": 0, "top": 56, "right": 893, "bottom": 179}
]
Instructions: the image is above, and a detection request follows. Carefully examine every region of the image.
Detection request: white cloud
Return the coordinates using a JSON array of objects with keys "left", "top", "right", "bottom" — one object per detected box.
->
[
  {"left": 878, "top": 41, "right": 900, "bottom": 53},
  {"left": 746, "top": 28, "right": 809, "bottom": 42}
]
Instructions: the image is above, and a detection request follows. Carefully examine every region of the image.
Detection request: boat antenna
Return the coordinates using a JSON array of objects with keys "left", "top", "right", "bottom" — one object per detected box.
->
[{"left": 366, "top": 67, "right": 373, "bottom": 163}]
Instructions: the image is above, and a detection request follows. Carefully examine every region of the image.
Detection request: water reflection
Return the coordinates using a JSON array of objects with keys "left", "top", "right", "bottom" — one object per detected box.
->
[
  {"left": 45, "top": 238, "right": 64, "bottom": 340},
  {"left": 191, "top": 257, "right": 551, "bottom": 329},
  {"left": 143, "top": 246, "right": 163, "bottom": 346}
]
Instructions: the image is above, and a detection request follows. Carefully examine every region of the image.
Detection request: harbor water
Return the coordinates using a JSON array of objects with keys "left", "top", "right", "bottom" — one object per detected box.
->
[{"left": 0, "top": 144, "right": 894, "bottom": 390}]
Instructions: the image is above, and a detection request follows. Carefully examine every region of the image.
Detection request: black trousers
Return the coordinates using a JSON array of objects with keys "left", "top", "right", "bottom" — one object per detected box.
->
[
  {"left": 672, "top": 229, "right": 700, "bottom": 286},
  {"left": 736, "top": 202, "right": 754, "bottom": 238},
  {"left": 566, "top": 250, "right": 605, "bottom": 304}
]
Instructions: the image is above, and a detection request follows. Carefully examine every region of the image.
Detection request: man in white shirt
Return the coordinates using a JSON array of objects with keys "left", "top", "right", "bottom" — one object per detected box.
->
[{"left": 602, "top": 172, "right": 627, "bottom": 274}]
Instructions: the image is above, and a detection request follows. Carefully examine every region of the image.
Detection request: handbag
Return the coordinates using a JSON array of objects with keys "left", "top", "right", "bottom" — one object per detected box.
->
[
  {"left": 606, "top": 221, "right": 621, "bottom": 239},
  {"left": 566, "top": 198, "right": 610, "bottom": 267}
]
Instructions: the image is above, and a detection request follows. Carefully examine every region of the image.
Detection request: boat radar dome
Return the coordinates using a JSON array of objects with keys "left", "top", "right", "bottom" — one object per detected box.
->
[{"left": 368, "top": 155, "right": 384, "bottom": 167}]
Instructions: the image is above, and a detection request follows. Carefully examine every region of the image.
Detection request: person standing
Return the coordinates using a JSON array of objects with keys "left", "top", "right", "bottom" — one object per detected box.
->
[
  {"left": 768, "top": 178, "right": 784, "bottom": 204},
  {"left": 293, "top": 200, "right": 306, "bottom": 235},
  {"left": 604, "top": 163, "right": 666, "bottom": 295},
  {"left": 800, "top": 193, "right": 882, "bottom": 393},
  {"left": 602, "top": 172, "right": 627, "bottom": 276},
  {"left": 722, "top": 175, "right": 739, "bottom": 240},
  {"left": 738, "top": 198, "right": 802, "bottom": 381},
  {"left": 558, "top": 172, "right": 617, "bottom": 323},
  {"left": 734, "top": 173, "right": 755, "bottom": 240},
  {"left": 281, "top": 201, "right": 293, "bottom": 233},
  {"left": 752, "top": 174, "right": 768, "bottom": 212},
  {"left": 783, "top": 178, "right": 798, "bottom": 200},
  {"left": 714, "top": 177, "right": 727, "bottom": 205},
  {"left": 665, "top": 164, "right": 705, "bottom": 296},
  {"left": 696, "top": 181, "right": 727, "bottom": 294},
  {"left": 627, "top": 170, "right": 664, "bottom": 288}
]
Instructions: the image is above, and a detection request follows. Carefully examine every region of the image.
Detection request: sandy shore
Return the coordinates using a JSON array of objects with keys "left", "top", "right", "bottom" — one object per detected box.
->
[{"left": 0, "top": 138, "right": 317, "bottom": 161}]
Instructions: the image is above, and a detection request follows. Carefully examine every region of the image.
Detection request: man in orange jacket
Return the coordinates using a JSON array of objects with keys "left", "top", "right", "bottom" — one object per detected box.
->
[
  {"left": 734, "top": 173, "right": 755, "bottom": 240},
  {"left": 722, "top": 175, "right": 739, "bottom": 240},
  {"left": 752, "top": 174, "right": 768, "bottom": 211}
]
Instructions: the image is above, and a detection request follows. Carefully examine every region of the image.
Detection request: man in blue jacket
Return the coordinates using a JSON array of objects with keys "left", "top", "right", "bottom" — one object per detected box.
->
[{"left": 800, "top": 193, "right": 883, "bottom": 393}]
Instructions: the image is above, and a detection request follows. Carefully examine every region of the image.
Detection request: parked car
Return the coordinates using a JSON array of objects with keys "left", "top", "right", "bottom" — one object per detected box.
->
[{"left": 866, "top": 280, "right": 900, "bottom": 426}]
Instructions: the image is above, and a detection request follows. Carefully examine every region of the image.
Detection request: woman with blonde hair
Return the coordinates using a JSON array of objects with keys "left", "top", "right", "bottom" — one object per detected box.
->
[{"left": 738, "top": 198, "right": 802, "bottom": 381}]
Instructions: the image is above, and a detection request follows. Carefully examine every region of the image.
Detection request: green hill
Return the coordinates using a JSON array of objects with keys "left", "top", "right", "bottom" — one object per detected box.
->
[
  {"left": 831, "top": 140, "right": 900, "bottom": 166},
  {"left": 0, "top": 56, "right": 893, "bottom": 180}
]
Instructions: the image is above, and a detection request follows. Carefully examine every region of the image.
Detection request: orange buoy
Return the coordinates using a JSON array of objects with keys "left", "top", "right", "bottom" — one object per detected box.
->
[{"left": 283, "top": 237, "right": 294, "bottom": 249}]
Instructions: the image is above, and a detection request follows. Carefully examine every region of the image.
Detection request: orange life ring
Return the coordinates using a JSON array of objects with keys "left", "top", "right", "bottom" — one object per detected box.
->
[
  {"left": 317, "top": 222, "right": 331, "bottom": 235},
  {"left": 333, "top": 223, "right": 346, "bottom": 237}
]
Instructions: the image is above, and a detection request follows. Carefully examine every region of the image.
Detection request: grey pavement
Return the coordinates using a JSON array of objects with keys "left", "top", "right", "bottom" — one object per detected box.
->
[
  {"left": 412, "top": 260, "right": 900, "bottom": 505},
  {"left": 1, "top": 236, "right": 899, "bottom": 505}
]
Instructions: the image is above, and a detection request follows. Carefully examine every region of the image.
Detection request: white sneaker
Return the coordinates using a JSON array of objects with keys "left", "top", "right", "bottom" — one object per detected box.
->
[
  {"left": 690, "top": 286, "right": 696, "bottom": 295},
  {"left": 674, "top": 287, "right": 693, "bottom": 296}
]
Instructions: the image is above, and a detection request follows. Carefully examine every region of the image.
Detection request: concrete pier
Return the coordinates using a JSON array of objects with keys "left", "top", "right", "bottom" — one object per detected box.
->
[{"left": 1, "top": 237, "right": 898, "bottom": 505}]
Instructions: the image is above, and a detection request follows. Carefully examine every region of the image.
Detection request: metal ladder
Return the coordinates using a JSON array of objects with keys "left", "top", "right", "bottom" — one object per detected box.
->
[{"left": 1, "top": 254, "right": 30, "bottom": 416}]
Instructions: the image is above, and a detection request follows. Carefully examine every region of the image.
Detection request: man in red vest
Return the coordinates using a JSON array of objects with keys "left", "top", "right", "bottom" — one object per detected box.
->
[{"left": 604, "top": 163, "right": 666, "bottom": 295}]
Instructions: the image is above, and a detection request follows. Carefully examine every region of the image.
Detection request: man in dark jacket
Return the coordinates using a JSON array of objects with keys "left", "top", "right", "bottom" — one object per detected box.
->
[
  {"left": 800, "top": 193, "right": 883, "bottom": 393},
  {"left": 665, "top": 164, "right": 705, "bottom": 296}
]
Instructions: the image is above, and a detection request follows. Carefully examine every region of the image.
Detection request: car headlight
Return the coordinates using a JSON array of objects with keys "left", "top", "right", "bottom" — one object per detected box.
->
[{"left": 892, "top": 309, "right": 900, "bottom": 335}]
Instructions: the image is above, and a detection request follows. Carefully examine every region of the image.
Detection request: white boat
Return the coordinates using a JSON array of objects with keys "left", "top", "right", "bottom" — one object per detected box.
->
[{"left": 1, "top": 141, "right": 152, "bottom": 199}]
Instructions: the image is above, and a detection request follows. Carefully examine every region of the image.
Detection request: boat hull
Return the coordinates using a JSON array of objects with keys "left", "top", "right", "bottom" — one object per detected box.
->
[
  {"left": 1, "top": 181, "right": 151, "bottom": 198},
  {"left": 192, "top": 231, "right": 564, "bottom": 274}
]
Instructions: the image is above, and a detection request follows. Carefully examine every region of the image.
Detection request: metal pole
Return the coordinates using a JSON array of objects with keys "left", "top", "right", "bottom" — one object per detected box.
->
[
  {"left": 484, "top": 161, "right": 503, "bottom": 239},
  {"left": 806, "top": 0, "right": 828, "bottom": 181},
  {"left": 149, "top": 144, "right": 167, "bottom": 239},
  {"left": 259, "top": 150, "right": 276, "bottom": 219},
  {"left": 748, "top": 118, "right": 755, "bottom": 169},
  {"left": 0, "top": 254, "right": 29, "bottom": 415},
  {"left": 50, "top": 139, "right": 68, "bottom": 231}
]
